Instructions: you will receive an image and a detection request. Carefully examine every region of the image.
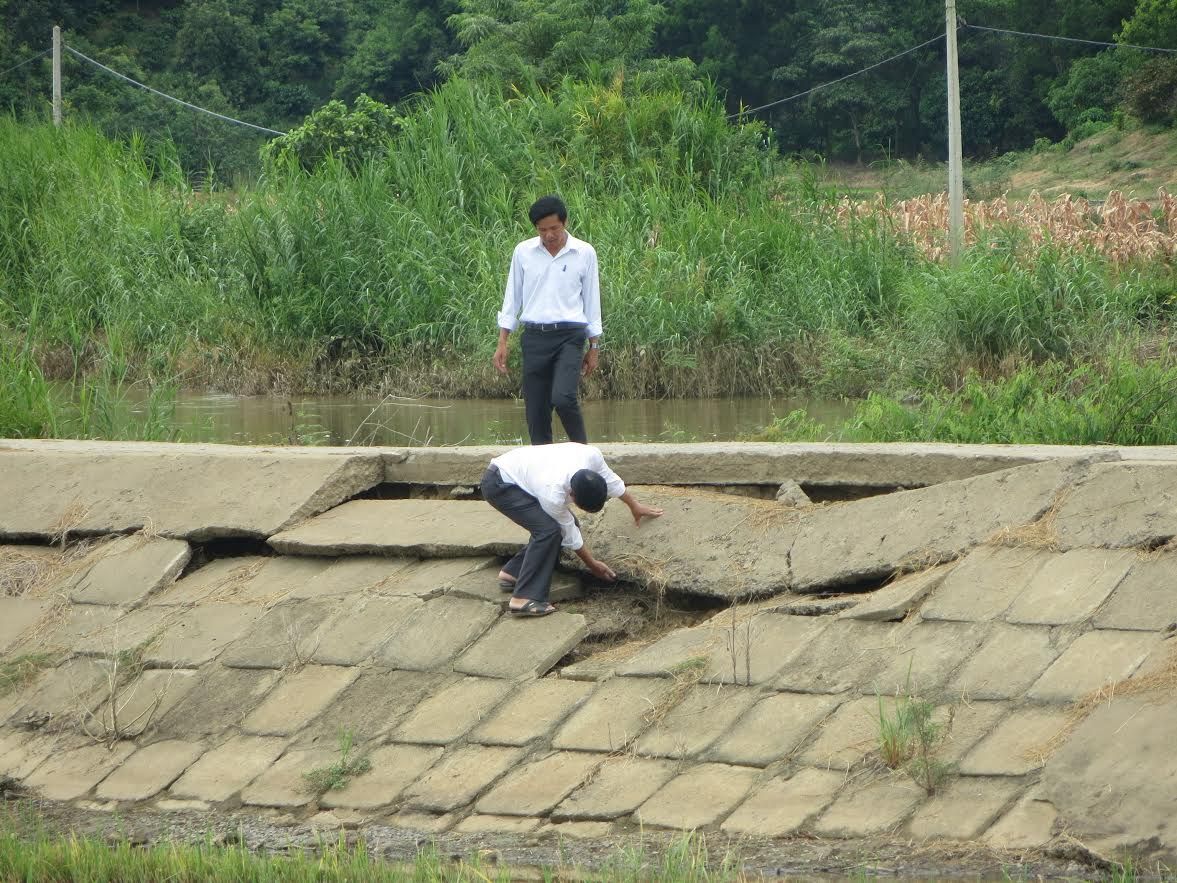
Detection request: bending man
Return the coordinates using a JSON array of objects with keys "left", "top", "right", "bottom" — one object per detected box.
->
[{"left": 482, "top": 442, "right": 663, "bottom": 617}]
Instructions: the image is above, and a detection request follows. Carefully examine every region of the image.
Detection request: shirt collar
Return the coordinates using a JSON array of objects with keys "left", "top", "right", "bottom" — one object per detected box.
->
[{"left": 531, "top": 233, "right": 581, "bottom": 258}]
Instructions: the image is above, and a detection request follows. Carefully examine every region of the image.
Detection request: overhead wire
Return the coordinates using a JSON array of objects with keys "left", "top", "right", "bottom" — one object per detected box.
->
[{"left": 0, "top": 47, "right": 52, "bottom": 78}]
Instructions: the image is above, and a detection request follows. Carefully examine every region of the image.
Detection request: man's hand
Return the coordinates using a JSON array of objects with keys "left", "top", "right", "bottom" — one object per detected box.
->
[
  {"left": 582, "top": 346, "right": 599, "bottom": 376},
  {"left": 629, "top": 501, "right": 664, "bottom": 526},
  {"left": 586, "top": 558, "right": 616, "bottom": 582},
  {"left": 493, "top": 344, "right": 509, "bottom": 375}
]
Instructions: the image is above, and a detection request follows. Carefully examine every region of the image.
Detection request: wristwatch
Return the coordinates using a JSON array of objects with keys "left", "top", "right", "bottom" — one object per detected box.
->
[{"left": 589, "top": 342, "right": 600, "bottom": 350}]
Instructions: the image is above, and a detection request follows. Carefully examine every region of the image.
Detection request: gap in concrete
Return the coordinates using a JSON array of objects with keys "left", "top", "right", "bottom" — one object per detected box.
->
[
  {"left": 183, "top": 539, "right": 274, "bottom": 572},
  {"left": 805, "top": 483, "right": 913, "bottom": 503},
  {"left": 810, "top": 574, "right": 895, "bottom": 596}
]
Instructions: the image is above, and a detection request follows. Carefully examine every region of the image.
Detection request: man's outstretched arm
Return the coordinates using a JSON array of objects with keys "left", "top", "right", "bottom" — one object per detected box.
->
[{"left": 619, "top": 490, "right": 664, "bottom": 526}]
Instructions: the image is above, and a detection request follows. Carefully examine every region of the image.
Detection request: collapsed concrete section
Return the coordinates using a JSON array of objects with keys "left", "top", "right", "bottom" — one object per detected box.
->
[{"left": 1, "top": 439, "right": 1176, "bottom": 870}]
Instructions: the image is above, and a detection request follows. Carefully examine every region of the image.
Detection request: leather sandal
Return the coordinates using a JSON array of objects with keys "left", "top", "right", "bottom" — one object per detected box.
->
[{"left": 508, "top": 599, "right": 556, "bottom": 617}]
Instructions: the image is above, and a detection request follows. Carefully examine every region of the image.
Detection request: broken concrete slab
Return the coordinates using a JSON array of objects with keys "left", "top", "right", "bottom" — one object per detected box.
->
[
  {"left": 720, "top": 767, "right": 846, "bottom": 837},
  {"left": 220, "top": 600, "right": 337, "bottom": 669},
  {"left": 774, "top": 620, "right": 908, "bottom": 694},
  {"left": 635, "top": 684, "right": 759, "bottom": 760},
  {"left": 297, "top": 670, "right": 452, "bottom": 749},
  {"left": 447, "top": 568, "right": 581, "bottom": 605},
  {"left": 94, "top": 739, "right": 204, "bottom": 801},
  {"left": 23, "top": 740, "right": 137, "bottom": 801},
  {"left": 1004, "top": 549, "right": 1135, "bottom": 626},
  {"left": 319, "top": 744, "right": 443, "bottom": 810},
  {"left": 920, "top": 545, "right": 1050, "bottom": 622},
  {"left": 469, "top": 679, "right": 594, "bottom": 747},
  {"left": 212, "top": 557, "right": 334, "bottom": 606},
  {"left": 1042, "top": 696, "right": 1177, "bottom": 862},
  {"left": 0, "top": 728, "right": 59, "bottom": 780},
  {"left": 0, "top": 597, "right": 51, "bottom": 653},
  {"left": 454, "top": 613, "right": 587, "bottom": 680},
  {"left": 551, "top": 677, "right": 676, "bottom": 753},
  {"left": 635, "top": 763, "right": 759, "bottom": 830},
  {"left": 239, "top": 747, "right": 336, "bottom": 808},
  {"left": 69, "top": 606, "right": 172, "bottom": 658},
  {"left": 68, "top": 536, "right": 190, "bottom": 607},
  {"left": 311, "top": 596, "right": 424, "bottom": 666},
  {"left": 1026, "top": 629, "right": 1157, "bottom": 702},
  {"left": 813, "top": 774, "right": 924, "bottom": 837},
  {"left": 708, "top": 692, "right": 843, "bottom": 767},
  {"left": 143, "top": 605, "right": 266, "bottom": 667},
  {"left": 268, "top": 500, "right": 526, "bottom": 557},
  {"left": 393, "top": 677, "right": 512, "bottom": 745},
  {"left": 475, "top": 751, "right": 604, "bottom": 816},
  {"left": 791, "top": 458, "right": 1083, "bottom": 593},
  {"left": 937, "top": 701, "right": 1010, "bottom": 765},
  {"left": 0, "top": 445, "right": 383, "bottom": 541},
  {"left": 155, "top": 667, "right": 281, "bottom": 738},
  {"left": 241, "top": 665, "right": 358, "bottom": 736},
  {"left": 1054, "top": 462, "right": 1177, "bottom": 550},
  {"left": 552, "top": 757, "right": 677, "bottom": 821},
  {"left": 907, "top": 777, "right": 1023, "bottom": 840},
  {"left": 580, "top": 488, "right": 796, "bottom": 600},
  {"left": 169, "top": 735, "right": 287, "bottom": 801},
  {"left": 959, "top": 708, "right": 1071, "bottom": 776},
  {"left": 1094, "top": 555, "right": 1177, "bottom": 631},
  {"left": 868, "top": 620, "right": 990, "bottom": 697},
  {"left": 10, "top": 657, "right": 110, "bottom": 727},
  {"left": 377, "top": 597, "right": 499, "bottom": 671},
  {"left": 839, "top": 566, "right": 952, "bottom": 622},
  {"left": 39, "top": 604, "right": 130, "bottom": 656},
  {"left": 946, "top": 625, "right": 1062, "bottom": 700},
  {"left": 401, "top": 745, "right": 525, "bottom": 812}
]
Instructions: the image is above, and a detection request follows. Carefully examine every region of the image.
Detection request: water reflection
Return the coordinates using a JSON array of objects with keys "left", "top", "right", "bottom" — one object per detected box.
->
[{"left": 168, "top": 394, "right": 855, "bottom": 446}]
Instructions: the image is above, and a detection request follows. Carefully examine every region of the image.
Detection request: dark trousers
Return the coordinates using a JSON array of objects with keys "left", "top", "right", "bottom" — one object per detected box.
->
[
  {"left": 481, "top": 465, "right": 562, "bottom": 603},
  {"left": 520, "top": 326, "right": 588, "bottom": 445}
]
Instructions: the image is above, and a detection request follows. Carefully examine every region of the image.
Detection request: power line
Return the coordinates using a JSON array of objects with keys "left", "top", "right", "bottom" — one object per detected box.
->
[
  {"left": 0, "top": 47, "right": 52, "bottom": 78},
  {"left": 729, "top": 33, "right": 946, "bottom": 120},
  {"left": 64, "top": 45, "right": 287, "bottom": 136},
  {"left": 964, "top": 23, "right": 1177, "bottom": 55}
]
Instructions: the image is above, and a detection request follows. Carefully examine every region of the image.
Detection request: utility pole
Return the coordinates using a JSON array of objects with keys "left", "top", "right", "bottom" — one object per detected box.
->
[
  {"left": 52, "top": 25, "right": 62, "bottom": 127},
  {"left": 945, "top": 0, "right": 964, "bottom": 263}
]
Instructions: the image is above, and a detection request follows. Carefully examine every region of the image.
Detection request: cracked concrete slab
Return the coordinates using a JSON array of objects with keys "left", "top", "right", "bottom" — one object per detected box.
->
[
  {"left": 920, "top": 545, "right": 1050, "bottom": 622},
  {"left": 268, "top": 500, "right": 526, "bottom": 557},
  {"left": 1094, "top": 554, "right": 1177, "bottom": 631},
  {"left": 0, "top": 446, "right": 382, "bottom": 541},
  {"left": 240, "top": 747, "right": 336, "bottom": 808},
  {"left": 0, "top": 597, "right": 52, "bottom": 653},
  {"left": 155, "top": 666, "right": 281, "bottom": 738},
  {"left": 95, "top": 739, "right": 204, "bottom": 801},
  {"left": 469, "top": 679, "right": 594, "bottom": 747},
  {"left": 551, "top": 677, "right": 676, "bottom": 753},
  {"left": 68, "top": 536, "right": 191, "bottom": 607},
  {"left": 454, "top": 613, "right": 587, "bottom": 679},
  {"left": 319, "top": 743, "right": 443, "bottom": 810},
  {"left": 475, "top": 751, "right": 604, "bottom": 816},
  {"left": 401, "top": 745, "right": 525, "bottom": 813},
  {"left": 839, "top": 565, "right": 952, "bottom": 622},
  {"left": 23, "top": 739, "right": 137, "bottom": 801},
  {"left": 774, "top": 620, "right": 908, "bottom": 694},
  {"left": 297, "top": 670, "right": 452, "bottom": 749},
  {"left": 241, "top": 665, "right": 358, "bottom": 736},
  {"left": 144, "top": 605, "right": 266, "bottom": 667},
  {"left": 1055, "top": 462, "right": 1177, "bottom": 549},
  {"left": 1004, "top": 549, "right": 1134, "bottom": 626},
  {"left": 635, "top": 763, "right": 759, "bottom": 830},
  {"left": 635, "top": 684, "right": 759, "bottom": 760},
  {"left": 220, "top": 600, "right": 337, "bottom": 669},
  {"left": 813, "top": 775, "right": 924, "bottom": 837},
  {"left": 311, "top": 596, "right": 425, "bottom": 666},
  {"left": 907, "top": 777, "right": 1024, "bottom": 840},
  {"left": 553, "top": 756, "right": 677, "bottom": 821},
  {"left": 946, "top": 624, "right": 1063, "bottom": 700},
  {"left": 959, "top": 708, "right": 1071, "bottom": 776},
  {"left": 393, "top": 677, "right": 512, "bottom": 745},
  {"left": 870, "top": 620, "right": 989, "bottom": 697},
  {"left": 1026, "top": 630, "right": 1158, "bottom": 702},
  {"left": 708, "top": 692, "right": 843, "bottom": 767},
  {"left": 377, "top": 597, "right": 499, "bottom": 671}
]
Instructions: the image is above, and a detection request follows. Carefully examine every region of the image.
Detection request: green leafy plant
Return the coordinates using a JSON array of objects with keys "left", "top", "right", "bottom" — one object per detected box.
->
[
  {"left": 262, "top": 94, "right": 400, "bottom": 171},
  {"left": 303, "top": 729, "right": 371, "bottom": 794},
  {"left": 876, "top": 663, "right": 954, "bottom": 794}
]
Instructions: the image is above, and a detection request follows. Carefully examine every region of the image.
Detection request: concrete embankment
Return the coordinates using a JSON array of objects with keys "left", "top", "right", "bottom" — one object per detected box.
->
[{"left": 1, "top": 438, "right": 1176, "bottom": 869}]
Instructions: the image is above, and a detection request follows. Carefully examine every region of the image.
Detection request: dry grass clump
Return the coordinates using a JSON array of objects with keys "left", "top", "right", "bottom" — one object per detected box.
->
[
  {"left": 839, "top": 188, "right": 1177, "bottom": 264},
  {"left": 988, "top": 493, "right": 1066, "bottom": 551}
]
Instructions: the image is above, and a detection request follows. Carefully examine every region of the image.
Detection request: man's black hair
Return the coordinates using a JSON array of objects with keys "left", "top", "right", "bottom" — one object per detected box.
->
[
  {"left": 570, "top": 468, "right": 608, "bottom": 512},
  {"left": 529, "top": 195, "right": 568, "bottom": 226}
]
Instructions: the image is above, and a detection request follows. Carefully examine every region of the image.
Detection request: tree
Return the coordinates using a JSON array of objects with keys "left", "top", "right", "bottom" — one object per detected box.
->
[{"left": 261, "top": 92, "right": 400, "bottom": 170}]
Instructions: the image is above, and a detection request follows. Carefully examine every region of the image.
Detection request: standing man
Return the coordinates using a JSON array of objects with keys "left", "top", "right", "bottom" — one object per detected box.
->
[
  {"left": 493, "top": 195, "right": 602, "bottom": 445},
  {"left": 482, "top": 442, "right": 663, "bottom": 617}
]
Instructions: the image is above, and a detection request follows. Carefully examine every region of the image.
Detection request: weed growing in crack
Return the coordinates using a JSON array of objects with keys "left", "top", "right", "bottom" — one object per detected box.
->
[
  {"left": 876, "top": 663, "right": 955, "bottom": 794},
  {"left": 302, "top": 729, "right": 371, "bottom": 794}
]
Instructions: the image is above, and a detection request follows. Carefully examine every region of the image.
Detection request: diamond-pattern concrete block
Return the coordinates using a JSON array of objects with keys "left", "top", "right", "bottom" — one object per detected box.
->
[
  {"left": 636, "top": 684, "right": 759, "bottom": 760},
  {"left": 299, "top": 670, "right": 452, "bottom": 748},
  {"left": 1005, "top": 549, "right": 1134, "bottom": 626},
  {"left": 840, "top": 565, "right": 953, "bottom": 622},
  {"left": 94, "top": 669, "right": 200, "bottom": 738},
  {"left": 95, "top": 739, "right": 204, "bottom": 801},
  {"left": 1095, "top": 555, "right": 1177, "bottom": 631},
  {"left": 908, "top": 777, "right": 1023, "bottom": 840},
  {"left": 1054, "top": 461, "right": 1177, "bottom": 549},
  {"left": 378, "top": 597, "right": 499, "bottom": 671},
  {"left": 12, "top": 657, "right": 109, "bottom": 724},
  {"left": 144, "top": 605, "right": 266, "bottom": 667},
  {"left": 870, "top": 621, "right": 989, "bottom": 696},
  {"left": 774, "top": 620, "right": 907, "bottom": 694},
  {"left": 149, "top": 557, "right": 267, "bottom": 606},
  {"left": 721, "top": 767, "right": 846, "bottom": 836},
  {"left": 220, "top": 600, "right": 336, "bottom": 669},
  {"left": 947, "top": 625, "right": 1063, "bottom": 700},
  {"left": 394, "top": 677, "right": 512, "bottom": 745},
  {"left": 454, "top": 814, "right": 541, "bottom": 835},
  {"left": 401, "top": 745, "right": 525, "bottom": 812},
  {"left": 921, "top": 546, "right": 1049, "bottom": 622},
  {"left": 797, "top": 696, "right": 888, "bottom": 770},
  {"left": 320, "top": 743, "right": 443, "bottom": 810},
  {"left": 24, "top": 740, "right": 137, "bottom": 801},
  {"left": 70, "top": 536, "right": 191, "bottom": 606},
  {"left": 960, "top": 708, "right": 1072, "bottom": 776},
  {"left": 983, "top": 790, "right": 1059, "bottom": 849},
  {"left": 170, "top": 735, "right": 287, "bottom": 801},
  {"left": 553, "top": 757, "right": 677, "bottom": 821},
  {"left": 155, "top": 667, "right": 280, "bottom": 737},
  {"left": 476, "top": 751, "right": 604, "bottom": 816},
  {"left": 1027, "top": 630, "right": 1157, "bottom": 702},
  {"left": 455, "top": 613, "right": 587, "bottom": 680},
  {"left": 469, "top": 679, "right": 594, "bottom": 746},
  {"left": 0, "top": 728, "right": 58, "bottom": 779},
  {"left": 0, "top": 597, "right": 51, "bottom": 653},
  {"left": 71, "top": 606, "right": 172, "bottom": 657},
  {"left": 937, "top": 701, "right": 1009, "bottom": 765},
  {"left": 636, "top": 763, "right": 759, "bottom": 830},
  {"left": 242, "top": 665, "right": 358, "bottom": 736},
  {"left": 709, "top": 692, "right": 843, "bottom": 767},
  {"left": 377, "top": 558, "right": 499, "bottom": 597},
  {"left": 813, "top": 775, "right": 924, "bottom": 837},
  {"left": 311, "top": 596, "right": 423, "bottom": 666},
  {"left": 43, "top": 604, "right": 131, "bottom": 656},
  {"left": 221, "top": 556, "right": 333, "bottom": 605},
  {"left": 292, "top": 556, "right": 414, "bottom": 599},
  {"left": 240, "top": 747, "right": 336, "bottom": 808},
  {"left": 551, "top": 677, "right": 675, "bottom": 753}
]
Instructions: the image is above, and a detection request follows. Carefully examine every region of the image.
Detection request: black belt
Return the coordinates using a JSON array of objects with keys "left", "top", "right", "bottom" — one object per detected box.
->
[{"left": 522, "top": 321, "right": 587, "bottom": 332}]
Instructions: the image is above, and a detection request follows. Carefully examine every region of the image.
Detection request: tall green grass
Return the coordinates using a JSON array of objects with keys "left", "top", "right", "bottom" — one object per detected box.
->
[{"left": 0, "top": 75, "right": 1173, "bottom": 419}]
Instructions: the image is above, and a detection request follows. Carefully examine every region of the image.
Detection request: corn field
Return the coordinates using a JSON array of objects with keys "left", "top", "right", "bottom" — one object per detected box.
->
[{"left": 840, "top": 189, "right": 1177, "bottom": 264}]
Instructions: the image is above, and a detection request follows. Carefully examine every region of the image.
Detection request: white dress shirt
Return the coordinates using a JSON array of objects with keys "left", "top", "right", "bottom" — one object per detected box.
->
[
  {"left": 497, "top": 234, "right": 603, "bottom": 338},
  {"left": 490, "top": 443, "right": 625, "bottom": 550}
]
